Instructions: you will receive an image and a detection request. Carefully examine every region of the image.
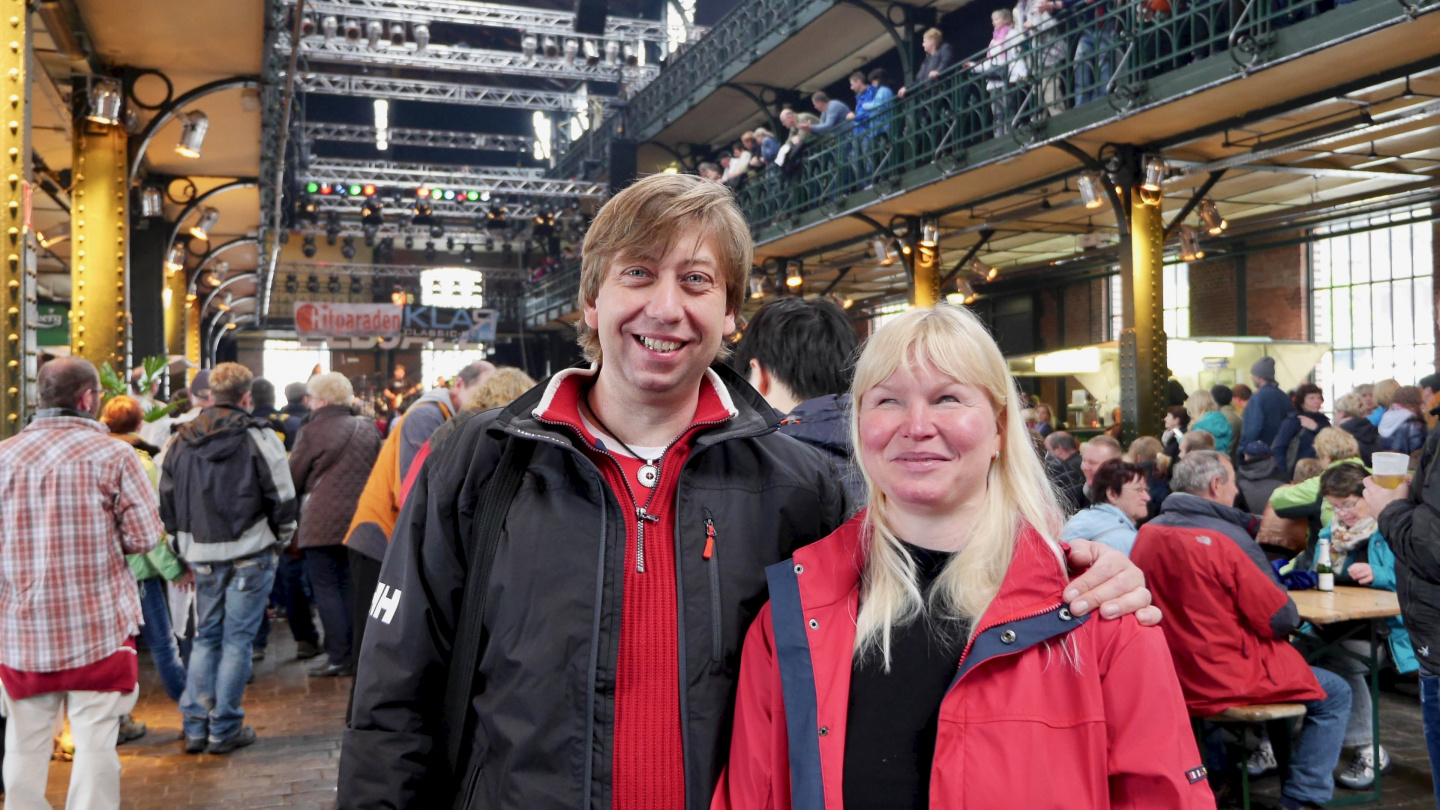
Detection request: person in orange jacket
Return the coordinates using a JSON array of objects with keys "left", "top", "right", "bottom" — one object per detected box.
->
[{"left": 714, "top": 305, "right": 1212, "bottom": 810}]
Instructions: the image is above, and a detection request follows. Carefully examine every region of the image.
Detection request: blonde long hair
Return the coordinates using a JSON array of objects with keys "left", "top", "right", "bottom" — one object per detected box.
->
[{"left": 849, "top": 305, "right": 1067, "bottom": 667}]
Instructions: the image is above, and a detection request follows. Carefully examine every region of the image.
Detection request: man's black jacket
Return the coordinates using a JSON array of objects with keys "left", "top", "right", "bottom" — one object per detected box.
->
[
  {"left": 338, "top": 364, "right": 852, "bottom": 809},
  {"left": 1378, "top": 425, "right": 1440, "bottom": 675}
]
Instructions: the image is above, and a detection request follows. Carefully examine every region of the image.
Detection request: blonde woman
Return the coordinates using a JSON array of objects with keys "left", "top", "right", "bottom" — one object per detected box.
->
[
  {"left": 1187, "top": 389, "right": 1232, "bottom": 454},
  {"left": 714, "top": 305, "right": 1211, "bottom": 810}
]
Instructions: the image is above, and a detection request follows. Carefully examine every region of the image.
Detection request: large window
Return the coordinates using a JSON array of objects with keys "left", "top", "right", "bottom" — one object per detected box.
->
[
  {"left": 1107, "top": 274, "right": 1123, "bottom": 341},
  {"left": 1311, "top": 213, "right": 1435, "bottom": 407},
  {"left": 262, "top": 339, "right": 329, "bottom": 387},
  {"left": 1164, "top": 263, "right": 1191, "bottom": 338}
]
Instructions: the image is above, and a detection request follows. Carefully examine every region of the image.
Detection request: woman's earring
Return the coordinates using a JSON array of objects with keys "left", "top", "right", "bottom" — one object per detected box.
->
[{"left": 993, "top": 450, "right": 1001, "bottom": 461}]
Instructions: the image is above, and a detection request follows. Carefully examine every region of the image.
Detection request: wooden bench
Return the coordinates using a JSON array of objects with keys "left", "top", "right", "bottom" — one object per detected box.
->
[{"left": 1193, "top": 704, "right": 1307, "bottom": 810}]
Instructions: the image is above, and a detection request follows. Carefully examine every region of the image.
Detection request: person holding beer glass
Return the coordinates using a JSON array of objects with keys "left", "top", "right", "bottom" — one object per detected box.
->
[{"left": 1366, "top": 437, "right": 1440, "bottom": 806}]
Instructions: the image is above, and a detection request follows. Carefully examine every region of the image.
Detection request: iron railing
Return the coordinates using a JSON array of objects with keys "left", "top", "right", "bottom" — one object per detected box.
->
[
  {"left": 732, "top": 0, "right": 1382, "bottom": 233},
  {"left": 522, "top": 257, "right": 584, "bottom": 326},
  {"left": 555, "top": 0, "right": 837, "bottom": 178}
]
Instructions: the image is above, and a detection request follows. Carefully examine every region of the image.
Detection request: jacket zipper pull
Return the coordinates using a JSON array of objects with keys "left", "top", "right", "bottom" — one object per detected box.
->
[
  {"left": 703, "top": 518, "right": 716, "bottom": 560},
  {"left": 636, "top": 508, "right": 659, "bottom": 573}
]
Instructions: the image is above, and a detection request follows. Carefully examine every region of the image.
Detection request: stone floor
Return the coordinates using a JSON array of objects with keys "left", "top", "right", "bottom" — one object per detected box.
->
[
  {"left": 8, "top": 629, "right": 1439, "bottom": 808},
  {"left": 27, "top": 628, "right": 348, "bottom": 809}
]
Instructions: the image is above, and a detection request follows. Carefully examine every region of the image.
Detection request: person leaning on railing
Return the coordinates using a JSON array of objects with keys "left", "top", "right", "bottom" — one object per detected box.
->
[{"left": 897, "top": 27, "right": 955, "bottom": 98}]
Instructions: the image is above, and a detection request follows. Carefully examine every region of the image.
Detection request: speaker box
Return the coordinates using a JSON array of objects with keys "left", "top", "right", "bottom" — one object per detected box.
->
[
  {"left": 608, "top": 140, "right": 638, "bottom": 196},
  {"left": 574, "top": 0, "right": 608, "bottom": 35}
]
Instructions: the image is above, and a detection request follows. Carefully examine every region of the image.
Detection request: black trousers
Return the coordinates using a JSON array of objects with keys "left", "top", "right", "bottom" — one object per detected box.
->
[{"left": 347, "top": 548, "right": 384, "bottom": 721}]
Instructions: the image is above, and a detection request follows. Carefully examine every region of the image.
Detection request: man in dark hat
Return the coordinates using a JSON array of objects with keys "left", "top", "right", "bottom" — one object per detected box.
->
[{"left": 1240, "top": 357, "right": 1294, "bottom": 448}]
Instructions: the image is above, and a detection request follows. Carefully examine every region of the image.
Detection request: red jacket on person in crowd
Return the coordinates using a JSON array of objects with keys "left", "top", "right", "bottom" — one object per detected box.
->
[
  {"left": 1130, "top": 501, "right": 1326, "bottom": 716},
  {"left": 713, "top": 516, "right": 1215, "bottom": 810}
]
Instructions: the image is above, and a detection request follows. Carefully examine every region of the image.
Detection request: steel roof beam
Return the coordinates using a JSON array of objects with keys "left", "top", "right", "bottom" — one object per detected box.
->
[
  {"left": 291, "top": 71, "right": 583, "bottom": 111},
  {"left": 309, "top": 197, "right": 552, "bottom": 220},
  {"left": 303, "top": 122, "right": 536, "bottom": 152},
  {"left": 278, "top": 0, "right": 669, "bottom": 42},
  {"left": 278, "top": 34, "right": 658, "bottom": 84},
  {"left": 277, "top": 260, "right": 527, "bottom": 280},
  {"left": 301, "top": 158, "right": 606, "bottom": 196}
]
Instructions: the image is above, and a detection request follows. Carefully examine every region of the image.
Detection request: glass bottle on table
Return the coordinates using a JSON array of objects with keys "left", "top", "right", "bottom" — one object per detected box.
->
[{"left": 1316, "top": 537, "right": 1334, "bottom": 592}]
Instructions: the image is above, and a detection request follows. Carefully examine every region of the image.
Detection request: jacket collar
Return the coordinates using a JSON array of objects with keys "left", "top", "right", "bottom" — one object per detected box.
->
[
  {"left": 1158, "top": 492, "right": 1255, "bottom": 534},
  {"left": 491, "top": 361, "right": 772, "bottom": 449},
  {"left": 1088, "top": 502, "right": 1136, "bottom": 529},
  {"left": 790, "top": 512, "right": 1070, "bottom": 623},
  {"left": 28, "top": 410, "right": 105, "bottom": 430},
  {"left": 531, "top": 363, "right": 737, "bottom": 443}
]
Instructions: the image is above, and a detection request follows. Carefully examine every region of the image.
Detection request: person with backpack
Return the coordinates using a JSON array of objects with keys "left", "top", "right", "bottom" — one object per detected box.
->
[{"left": 1271, "top": 383, "right": 1330, "bottom": 480}]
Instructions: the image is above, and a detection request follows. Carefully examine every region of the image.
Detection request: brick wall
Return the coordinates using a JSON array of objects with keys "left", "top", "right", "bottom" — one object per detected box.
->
[
  {"left": 1245, "top": 243, "right": 1309, "bottom": 339},
  {"left": 1188, "top": 256, "right": 1239, "bottom": 336}
]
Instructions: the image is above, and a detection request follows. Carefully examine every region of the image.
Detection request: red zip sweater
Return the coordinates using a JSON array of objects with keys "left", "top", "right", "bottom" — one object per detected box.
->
[{"left": 539, "top": 371, "right": 735, "bottom": 809}]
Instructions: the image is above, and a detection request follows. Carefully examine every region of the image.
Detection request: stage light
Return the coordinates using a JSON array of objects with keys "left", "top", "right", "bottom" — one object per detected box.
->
[
  {"left": 522, "top": 34, "right": 537, "bottom": 59},
  {"left": 1198, "top": 199, "right": 1227, "bottom": 235},
  {"left": 188, "top": 207, "right": 219, "bottom": 240},
  {"left": 86, "top": 78, "right": 123, "bottom": 126},
  {"left": 306, "top": 275, "right": 321, "bottom": 294},
  {"left": 1179, "top": 225, "right": 1205, "bottom": 261},
  {"left": 413, "top": 23, "right": 429, "bottom": 53},
  {"left": 37, "top": 222, "right": 69, "bottom": 249},
  {"left": 343, "top": 18, "right": 362, "bottom": 42},
  {"left": 1077, "top": 172, "right": 1104, "bottom": 209},
  {"left": 424, "top": 241, "right": 438, "bottom": 262},
  {"left": 389, "top": 22, "right": 406, "bottom": 47},
  {"left": 785, "top": 260, "right": 803, "bottom": 288},
  {"left": 366, "top": 20, "right": 383, "bottom": 48},
  {"left": 328, "top": 274, "right": 342, "bottom": 294},
  {"left": 175, "top": 111, "right": 209, "bottom": 158},
  {"left": 872, "top": 237, "right": 893, "bottom": 266},
  {"left": 285, "top": 274, "right": 299, "bottom": 293},
  {"left": 140, "top": 186, "right": 165, "bottom": 217},
  {"left": 973, "top": 260, "right": 998, "bottom": 281},
  {"left": 919, "top": 216, "right": 939, "bottom": 248},
  {"left": 301, "top": 234, "right": 317, "bottom": 258},
  {"left": 1142, "top": 156, "right": 1166, "bottom": 192},
  {"left": 164, "top": 242, "right": 185, "bottom": 274},
  {"left": 341, "top": 236, "right": 356, "bottom": 259},
  {"left": 321, "top": 15, "right": 337, "bottom": 40},
  {"left": 543, "top": 36, "right": 558, "bottom": 58}
]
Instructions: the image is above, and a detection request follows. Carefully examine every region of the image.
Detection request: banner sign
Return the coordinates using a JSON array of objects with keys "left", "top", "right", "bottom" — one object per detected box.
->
[
  {"left": 293, "top": 301, "right": 495, "bottom": 343},
  {"left": 35, "top": 303, "right": 68, "bottom": 346}
]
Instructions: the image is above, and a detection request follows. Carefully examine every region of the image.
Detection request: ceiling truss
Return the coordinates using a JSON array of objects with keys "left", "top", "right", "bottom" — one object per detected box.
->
[
  {"left": 302, "top": 122, "right": 536, "bottom": 152},
  {"left": 301, "top": 158, "right": 606, "bottom": 197},
  {"left": 290, "top": 71, "right": 585, "bottom": 111},
  {"left": 278, "top": 0, "right": 670, "bottom": 42}
]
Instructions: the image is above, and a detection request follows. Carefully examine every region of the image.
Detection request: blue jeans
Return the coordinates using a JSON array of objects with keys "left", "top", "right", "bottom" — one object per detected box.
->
[
  {"left": 137, "top": 577, "right": 187, "bottom": 702},
  {"left": 1285, "top": 666, "right": 1352, "bottom": 806},
  {"left": 306, "top": 545, "right": 354, "bottom": 667},
  {"left": 179, "top": 551, "right": 277, "bottom": 742},
  {"left": 1421, "top": 673, "right": 1440, "bottom": 808},
  {"left": 1073, "top": 27, "right": 1116, "bottom": 106}
]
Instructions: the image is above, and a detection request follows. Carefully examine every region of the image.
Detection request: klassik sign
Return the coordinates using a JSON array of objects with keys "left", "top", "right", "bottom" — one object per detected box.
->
[{"left": 293, "top": 301, "right": 496, "bottom": 343}]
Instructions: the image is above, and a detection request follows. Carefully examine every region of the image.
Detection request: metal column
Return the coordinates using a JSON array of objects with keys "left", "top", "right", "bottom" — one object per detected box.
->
[
  {"left": 185, "top": 293, "right": 201, "bottom": 378},
  {"left": 164, "top": 261, "right": 187, "bottom": 360},
  {"left": 70, "top": 121, "right": 129, "bottom": 371},
  {"left": 0, "top": 2, "right": 31, "bottom": 436},
  {"left": 1119, "top": 190, "right": 1168, "bottom": 442},
  {"left": 906, "top": 216, "right": 939, "bottom": 308}
]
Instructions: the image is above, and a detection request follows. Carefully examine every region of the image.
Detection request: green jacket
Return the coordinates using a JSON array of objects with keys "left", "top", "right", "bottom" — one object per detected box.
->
[
  {"left": 1268, "top": 456, "right": 1369, "bottom": 527},
  {"left": 124, "top": 445, "right": 186, "bottom": 582}
]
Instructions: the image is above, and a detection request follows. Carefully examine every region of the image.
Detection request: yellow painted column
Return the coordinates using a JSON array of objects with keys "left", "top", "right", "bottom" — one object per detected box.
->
[
  {"left": 1126, "top": 193, "right": 1167, "bottom": 440},
  {"left": 164, "top": 264, "right": 186, "bottom": 357},
  {"left": 911, "top": 244, "right": 940, "bottom": 308},
  {"left": 0, "top": 1, "right": 29, "bottom": 436},
  {"left": 70, "top": 122, "right": 128, "bottom": 371},
  {"left": 185, "top": 292, "right": 201, "bottom": 379}
]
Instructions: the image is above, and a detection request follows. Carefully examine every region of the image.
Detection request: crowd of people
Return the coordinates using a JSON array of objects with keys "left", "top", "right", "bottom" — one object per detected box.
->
[{"left": 2, "top": 171, "right": 1437, "bottom": 810}]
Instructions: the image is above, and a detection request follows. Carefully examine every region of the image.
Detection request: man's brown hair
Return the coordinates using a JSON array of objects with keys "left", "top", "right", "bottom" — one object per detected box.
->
[
  {"left": 38, "top": 356, "right": 98, "bottom": 411},
  {"left": 577, "top": 173, "right": 752, "bottom": 363},
  {"left": 210, "top": 362, "right": 254, "bottom": 405}
]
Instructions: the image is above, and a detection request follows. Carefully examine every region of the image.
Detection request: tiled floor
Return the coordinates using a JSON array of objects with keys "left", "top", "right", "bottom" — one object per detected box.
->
[{"left": 9, "top": 629, "right": 1439, "bottom": 808}]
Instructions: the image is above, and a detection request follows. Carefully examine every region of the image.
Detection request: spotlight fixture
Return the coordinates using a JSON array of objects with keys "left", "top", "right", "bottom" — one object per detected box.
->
[
  {"left": 325, "top": 212, "right": 341, "bottom": 245},
  {"left": 429, "top": 223, "right": 444, "bottom": 239},
  {"left": 362, "top": 226, "right": 378, "bottom": 247},
  {"left": 139, "top": 186, "right": 164, "bottom": 218},
  {"left": 543, "top": 36, "right": 558, "bottom": 58},
  {"left": 872, "top": 237, "right": 893, "bottom": 266},
  {"left": 321, "top": 15, "right": 338, "bottom": 40},
  {"left": 404, "top": 234, "right": 415, "bottom": 249},
  {"left": 361, "top": 197, "right": 384, "bottom": 226},
  {"left": 502, "top": 242, "right": 514, "bottom": 261},
  {"left": 521, "top": 34, "right": 538, "bottom": 59},
  {"left": 1198, "top": 199, "right": 1227, "bottom": 235},
  {"left": 300, "top": 15, "right": 317, "bottom": 37},
  {"left": 391, "top": 285, "right": 407, "bottom": 306},
  {"left": 785, "top": 260, "right": 803, "bottom": 289},
  {"left": 1077, "top": 172, "right": 1104, "bottom": 209},
  {"left": 188, "top": 206, "right": 219, "bottom": 240},
  {"left": 341, "top": 236, "right": 356, "bottom": 259},
  {"left": 583, "top": 40, "right": 600, "bottom": 66},
  {"left": 605, "top": 40, "right": 620, "bottom": 65},
  {"left": 36, "top": 222, "right": 69, "bottom": 249},
  {"left": 301, "top": 234, "right": 317, "bottom": 258},
  {"left": 86, "top": 78, "right": 123, "bottom": 126},
  {"left": 164, "top": 242, "right": 185, "bottom": 274},
  {"left": 350, "top": 276, "right": 365, "bottom": 295},
  {"left": 306, "top": 275, "right": 321, "bottom": 294},
  {"left": 484, "top": 236, "right": 495, "bottom": 251},
  {"left": 211, "top": 261, "right": 230, "bottom": 284},
  {"left": 410, "top": 200, "right": 434, "bottom": 227},
  {"left": 896, "top": 238, "right": 911, "bottom": 257},
  {"left": 413, "top": 23, "right": 429, "bottom": 53},
  {"left": 1141, "top": 156, "right": 1166, "bottom": 193},
  {"left": 461, "top": 244, "right": 476, "bottom": 264},
  {"left": 954, "top": 277, "right": 978, "bottom": 305},
  {"left": 424, "top": 241, "right": 438, "bottom": 262},
  {"left": 342, "top": 18, "right": 362, "bottom": 42},
  {"left": 175, "top": 110, "right": 209, "bottom": 158},
  {"left": 445, "top": 236, "right": 455, "bottom": 252},
  {"left": 622, "top": 43, "right": 638, "bottom": 66},
  {"left": 328, "top": 274, "right": 342, "bottom": 294},
  {"left": 366, "top": 20, "right": 383, "bottom": 48},
  {"left": 1178, "top": 225, "right": 1205, "bottom": 261},
  {"left": 215, "top": 293, "right": 232, "bottom": 312},
  {"left": 563, "top": 38, "right": 579, "bottom": 64},
  {"left": 389, "top": 22, "right": 406, "bottom": 46},
  {"left": 285, "top": 274, "right": 299, "bottom": 294},
  {"left": 748, "top": 273, "right": 766, "bottom": 299},
  {"left": 972, "top": 259, "right": 998, "bottom": 281},
  {"left": 919, "top": 216, "right": 939, "bottom": 248}
]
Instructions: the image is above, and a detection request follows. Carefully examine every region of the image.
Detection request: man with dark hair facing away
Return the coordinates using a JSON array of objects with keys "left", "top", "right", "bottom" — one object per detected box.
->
[
  {"left": 0, "top": 357, "right": 162, "bottom": 808},
  {"left": 731, "top": 297, "right": 863, "bottom": 501},
  {"left": 159, "top": 362, "right": 297, "bottom": 755}
]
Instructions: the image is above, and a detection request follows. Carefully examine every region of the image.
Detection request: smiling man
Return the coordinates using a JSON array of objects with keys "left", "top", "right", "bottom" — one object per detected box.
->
[{"left": 337, "top": 173, "right": 1157, "bottom": 810}]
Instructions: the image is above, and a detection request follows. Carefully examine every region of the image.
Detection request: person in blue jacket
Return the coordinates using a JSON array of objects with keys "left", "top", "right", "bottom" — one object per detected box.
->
[
  {"left": 1310, "top": 463, "right": 1415, "bottom": 790},
  {"left": 1241, "top": 356, "right": 1295, "bottom": 447},
  {"left": 1060, "top": 458, "right": 1152, "bottom": 555},
  {"left": 1271, "top": 383, "right": 1330, "bottom": 479}
]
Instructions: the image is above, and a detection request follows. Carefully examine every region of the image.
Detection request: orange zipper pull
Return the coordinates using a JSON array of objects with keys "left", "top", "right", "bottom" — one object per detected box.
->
[{"left": 703, "top": 519, "right": 716, "bottom": 560}]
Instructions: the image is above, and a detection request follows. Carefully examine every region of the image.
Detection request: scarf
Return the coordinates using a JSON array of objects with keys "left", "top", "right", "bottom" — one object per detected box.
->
[{"left": 1330, "top": 515, "right": 1377, "bottom": 555}]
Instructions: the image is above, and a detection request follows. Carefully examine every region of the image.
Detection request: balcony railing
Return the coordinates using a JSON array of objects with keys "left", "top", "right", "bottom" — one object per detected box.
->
[
  {"left": 556, "top": 0, "right": 837, "bottom": 178},
  {"left": 733, "top": 0, "right": 1417, "bottom": 235},
  {"left": 522, "top": 257, "right": 584, "bottom": 327}
]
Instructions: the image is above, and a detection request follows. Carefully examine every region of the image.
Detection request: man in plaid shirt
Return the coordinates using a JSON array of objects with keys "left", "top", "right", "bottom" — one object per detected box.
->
[{"left": 0, "top": 357, "right": 162, "bottom": 809}]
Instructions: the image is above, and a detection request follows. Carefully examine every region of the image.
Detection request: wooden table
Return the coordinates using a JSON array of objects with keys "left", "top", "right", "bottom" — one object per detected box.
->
[
  {"left": 1289, "top": 585, "right": 1401, "bottom": 806},
  {"left": 1291, "top": 586, "right": 1401, "bottom": 625}
]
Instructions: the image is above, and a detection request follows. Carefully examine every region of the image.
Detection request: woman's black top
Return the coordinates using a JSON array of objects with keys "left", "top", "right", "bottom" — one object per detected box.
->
[{"left": 843, "top": 541, "right": 971, "bottom": 810}]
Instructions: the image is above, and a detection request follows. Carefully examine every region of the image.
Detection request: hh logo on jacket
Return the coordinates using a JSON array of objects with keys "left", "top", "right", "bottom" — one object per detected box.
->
[{"left": 370, "top": 583, "right": 402, "bottom": 624}]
